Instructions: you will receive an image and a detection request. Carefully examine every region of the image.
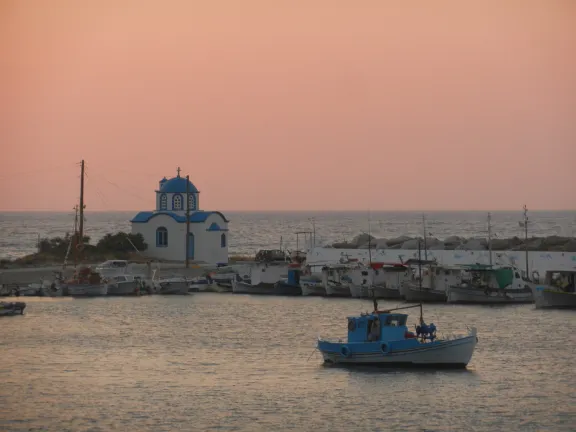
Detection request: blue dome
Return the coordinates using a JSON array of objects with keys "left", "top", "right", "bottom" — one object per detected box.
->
[{"left": 158, "top": 176, "right": 199, "bottom": 193}]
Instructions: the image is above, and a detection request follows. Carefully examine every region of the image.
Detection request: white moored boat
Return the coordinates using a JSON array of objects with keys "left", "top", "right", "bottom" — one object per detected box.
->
[
  {"left": 446, "top": 264, "right": 533, "bottom": 304},
  {"left": 66, "top": 267, "right": 108, "bottom": 297},
  {"left": 300, "top": 275, "right": 326, "bottom": 296},
  {"left": 106, "top": 275, "right": 141, "bottom": 296},
  {"left": 533, "top": 270, "right": 576, "bottom": 309}
]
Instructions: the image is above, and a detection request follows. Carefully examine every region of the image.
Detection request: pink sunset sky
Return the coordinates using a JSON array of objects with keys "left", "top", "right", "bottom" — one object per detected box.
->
[{"left": 1, "top": 1, "right": 575, "bottom": 211}]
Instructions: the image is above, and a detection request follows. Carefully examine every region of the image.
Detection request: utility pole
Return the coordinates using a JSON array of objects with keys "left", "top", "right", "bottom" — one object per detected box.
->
[
  {"left": 79, "top": 160, "right": 85, "bottom": 245},
  {"left": 185, "top": 175, "right": 191, "bottom": 268}
]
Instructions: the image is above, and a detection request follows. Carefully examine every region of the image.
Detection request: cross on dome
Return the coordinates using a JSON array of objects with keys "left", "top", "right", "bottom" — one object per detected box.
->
[{"left": 176, "top": 167, "right": 181, "bottom": 177}]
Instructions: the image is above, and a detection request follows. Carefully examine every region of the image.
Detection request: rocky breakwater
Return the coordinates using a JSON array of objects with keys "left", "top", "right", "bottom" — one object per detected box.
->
[{"left": 329, "top": 234, "right": 576, "bottom": 252}]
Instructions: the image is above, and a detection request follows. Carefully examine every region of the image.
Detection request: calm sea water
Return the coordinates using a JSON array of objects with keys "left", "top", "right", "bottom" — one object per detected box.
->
[
  {"left": 0, "top": 295, "right": 574, "bottom": 431},
  {"left": 1, "top": 211, "right": 575, "bottom": 259}
]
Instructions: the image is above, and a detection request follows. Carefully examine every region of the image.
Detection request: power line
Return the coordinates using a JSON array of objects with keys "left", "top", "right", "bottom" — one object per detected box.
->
[{"left": 0, "top": 162, "right": 79, "bottom": 180}]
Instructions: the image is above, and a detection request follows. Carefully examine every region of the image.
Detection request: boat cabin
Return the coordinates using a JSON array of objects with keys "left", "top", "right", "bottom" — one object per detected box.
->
[
  {"left": 347, "top": 312, "right": 413, "bottom": 343},
  {"left": 459, "top": 264, "right": 523, "bottom": 289},
  {"left": 320, "top": 264, "right": 356, "bottom": 286},
  {"left": 346, "top": 306, "right": 438, "bottom": 345},
  {"left": 544, "top": 270, "right": 576, "bottom": 293}
]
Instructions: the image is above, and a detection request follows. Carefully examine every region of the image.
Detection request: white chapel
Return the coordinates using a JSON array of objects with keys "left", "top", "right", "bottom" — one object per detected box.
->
[{"left": 130, "top": 168, "right": 229, "bottom": 265}]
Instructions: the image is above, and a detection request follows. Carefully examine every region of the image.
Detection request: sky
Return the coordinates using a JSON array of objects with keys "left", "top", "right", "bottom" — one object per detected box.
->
[{"left": 1, "top": 0, "right": 575, "bottom": 211}]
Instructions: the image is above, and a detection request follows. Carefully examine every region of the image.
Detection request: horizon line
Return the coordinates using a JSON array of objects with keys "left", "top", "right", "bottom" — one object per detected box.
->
[{"left": 1, "top": 208, "right": 575, "bottom": 213}]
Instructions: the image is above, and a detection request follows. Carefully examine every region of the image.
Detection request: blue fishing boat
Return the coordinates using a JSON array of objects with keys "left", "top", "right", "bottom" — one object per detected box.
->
[{"left": 317, "top": 300, "right": 478, "bottom": 368}]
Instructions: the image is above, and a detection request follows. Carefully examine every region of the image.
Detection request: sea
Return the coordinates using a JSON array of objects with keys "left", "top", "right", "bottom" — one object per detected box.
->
[
  {"left": 1, "top": 211, "right": 576, "bottom": 431},
  {"left": 1, "top": 296, "right": 575, "bottom": 431},
  {"left": 1, "top": 210, "right": 575, "bottom": 260}
]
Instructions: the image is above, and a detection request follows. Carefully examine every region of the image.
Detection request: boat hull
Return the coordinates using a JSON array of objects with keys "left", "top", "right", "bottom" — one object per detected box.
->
[
  {"left": 301, "top": 283, "right": 326, "bottom": 297},
  {"left": 325, "top": 284, "right": 351, "bottom": 298},
  {"left": 0, "top": 302, "right": 26, "bottom": 316},
  {"left": 534, "top": 288, "right": 576, "bottom": 309},
  {"left": 67, "top": 284, "right": 108, "bottom": 297},
  {"left": 273, "top": 282, "right": 302, "bottom": 296},
  {"left": 232, "top": 281, "right": 274, "bottom": 295},
  {"left": 404, "top": 286, "right": 447, "bottom": 303},
  {"left": 350, "top": 285, "right": 370, "bottom": 299},
  {"left": 107, "top": 281, "right": 140, "bottom": 296},
  {"left": 318, "top": 334, "right": 477, "bottom": 368},
  {"left": 372, "top": 285, "right": 403, "bottom": 300},
  {"left": 158, "top": 281, "right": 189, "bottom": 295},
  {"left": 447, "top": 285, "right": 533, "bottom": 304}
]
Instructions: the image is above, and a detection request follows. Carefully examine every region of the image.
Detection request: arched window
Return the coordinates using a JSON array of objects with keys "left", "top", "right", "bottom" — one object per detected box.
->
[
  {"left": 188, "top": 194, "right": 196, "bottom": 211},
  {"left": 221, "top": 233, "right": 226, "bottom": 248},
  {"left": 159, "top": 193, "right": 167, "bottom": 210},
  {"left": 172, "top": 194, "right": 183, "bottom": 210},
  {"left": 156, "top": 227, "right": 168, "bottom": 247}
]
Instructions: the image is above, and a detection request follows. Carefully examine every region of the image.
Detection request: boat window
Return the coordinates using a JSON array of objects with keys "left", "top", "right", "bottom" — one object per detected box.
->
[{"left": 384, "top": 315, "right": 407, "bottom": 327}]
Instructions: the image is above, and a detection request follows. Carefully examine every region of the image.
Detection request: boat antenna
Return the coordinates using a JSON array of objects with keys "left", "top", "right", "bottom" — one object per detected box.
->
[
  {"left": 523, "top": 205, "right": 529, "bottom": 279},
  {"left": 487, "top": 212, "right": 493, "bottom": 267}
]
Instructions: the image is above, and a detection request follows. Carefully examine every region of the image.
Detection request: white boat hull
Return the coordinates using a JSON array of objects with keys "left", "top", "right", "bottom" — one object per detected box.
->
[
  {"left": 447, "top": 286, "right": 533, "bottom": 304},
  {"left": 107, "top": 281, "right": 140, "bottom": 296},
  {"left": 325, "top": 284, "right": 351, "bottom": 297},
  {"left": 320, "top": 334, "right": 477, "bottom": 367},
  {"left": 158, "top": 281, "right": 189, "bottom": 295},
  {"left": 301, "top": 282, "right": 326, "bottom": 296},
  {"left": 534, "top": 288, "right": 576, "bottom": 309},
  {"left": 349, "top": 284, "right": 370, "bottom": 299},
  {"left": 67, "top": 284, "right": 108, "bottom": 297}
]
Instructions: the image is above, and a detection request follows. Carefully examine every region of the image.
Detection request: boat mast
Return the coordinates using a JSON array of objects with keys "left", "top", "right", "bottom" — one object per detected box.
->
[
  {"left": 311, "top": 217, "right": 316, "bottom": 248},
  {"left": 78, "top": 160, "right": 85, "bottom": 247},
  {"left": 72, "top": 204, "right": 79, "bottom": 268},
  {"left": 422, "top": 213, "right": 428, "bottom": 261},
  {"left": 487, "top": 212, "right": 493, "bottom": 267},
  {"left": 523, "top": 205, "right": 529, "bottom": 278},
  {"left": 367, "top": 210, "right": 372, "bottom": 266},
  {"left": 417, "top": 239, "right": 423, "bottom": 291},
  {"left": 185, "top": 174, "right": 191, "bottom": 268}
]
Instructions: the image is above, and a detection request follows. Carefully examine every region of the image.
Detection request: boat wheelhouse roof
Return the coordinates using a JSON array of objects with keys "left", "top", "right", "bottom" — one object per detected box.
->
[
  {"left": 459, "top": 264, "right": 511, "bottom": 272},
  {"left": 348, "top": 311, "right": 409, "bottom": 320},
  {"left": 368, "top": 262, "right": 407, "bottom": 270},
  {"left": 403, "top": 258, "right": 438, "bottom": 266},
  {"left": 97, "top": 260, "right": 128, "bottom": 268}
]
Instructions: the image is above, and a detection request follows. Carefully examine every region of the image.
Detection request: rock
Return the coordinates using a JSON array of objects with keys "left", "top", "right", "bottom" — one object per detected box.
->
[
  {"left": 373, "top": 238, "right": 389, "bottom": 249},
  {"left": 542, "top": 236, "right": 571, "bottom": 248},
  {"left": 456, "top": 238, "right": 487, "bottom": 250},
  {"left": 562, "top": 240, "right": 576, "bottom": 252},
  {"left": 491, "top": 238, "right": 515, "bottom": 250},
  {"left": 358, "top": 242, "right": 376, "bottom": 249},
  {"left": 401, "top": 239, "right": 422, "bottom": 249},
  {"left": 351, "top": 233, "right": 375, "bottom": 247},
  {"left": 429, "top": 242, "right": 446, "bottom": 250},
  {"left": 332, "top": 242, "right": 357, "bottom": 249},
  {"left": 330, "top": 232, "right": 576, "bottom": 252},
  {"left": 386, "top": 236, "right": 412, "bottom": 247},
  {"left": 445, "top": 236, "right": 462, "bottom": 244}
]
